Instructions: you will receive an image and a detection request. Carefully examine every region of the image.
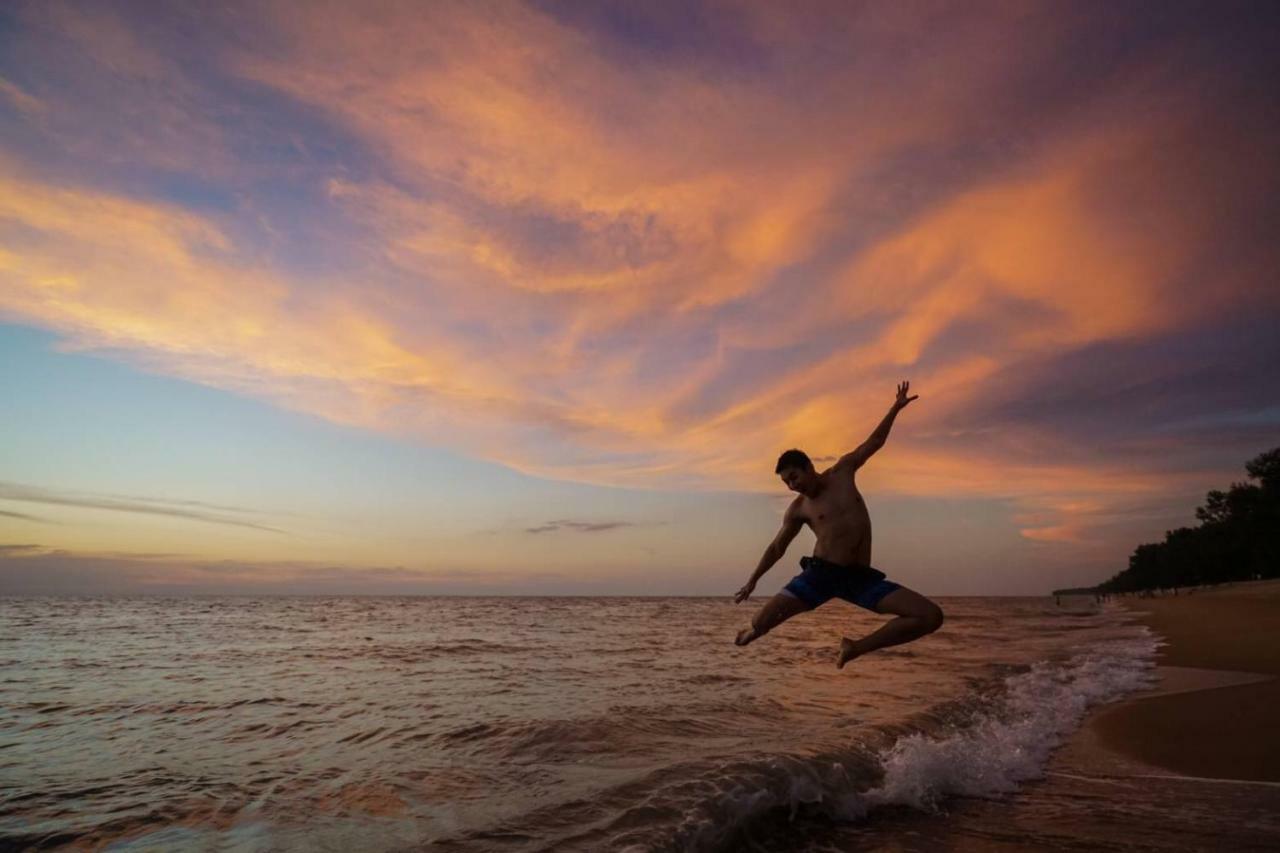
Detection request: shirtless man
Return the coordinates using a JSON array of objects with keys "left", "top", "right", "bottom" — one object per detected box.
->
[{"left": 733, "top": 381, "right": 944, "bottom": 668}]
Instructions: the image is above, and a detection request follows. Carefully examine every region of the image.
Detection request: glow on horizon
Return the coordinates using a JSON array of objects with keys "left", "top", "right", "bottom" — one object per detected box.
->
[{"left": 1, "top": 1, "right": 1278, "bottom": 595}]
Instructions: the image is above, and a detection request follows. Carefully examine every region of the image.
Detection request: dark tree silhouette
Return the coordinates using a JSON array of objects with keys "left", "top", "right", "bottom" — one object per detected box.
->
[{"left": 1097, "top": 446, "right": 1280, "bottom": 595}]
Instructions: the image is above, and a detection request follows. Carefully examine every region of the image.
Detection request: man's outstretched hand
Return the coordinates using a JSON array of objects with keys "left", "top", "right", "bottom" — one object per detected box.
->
[
  {"left": 733, "top": 581, "right": 755, "bottom": 603},
  {"left": 894, "top": 380, "right": 919, "bottom": 410}
]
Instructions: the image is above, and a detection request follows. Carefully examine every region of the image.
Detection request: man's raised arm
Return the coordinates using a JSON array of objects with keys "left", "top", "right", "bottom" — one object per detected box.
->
[{"left": 836, "top": 381, "right": 918, "bottom": 471}]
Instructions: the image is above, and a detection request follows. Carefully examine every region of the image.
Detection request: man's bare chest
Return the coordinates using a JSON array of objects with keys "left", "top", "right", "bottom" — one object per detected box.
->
[{"left": 800, "top": 485, "right": 868, "bottom": 529}]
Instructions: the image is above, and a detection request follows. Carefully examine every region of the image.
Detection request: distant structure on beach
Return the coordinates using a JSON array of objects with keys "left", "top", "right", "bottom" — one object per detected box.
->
[{"left": 1093, "top": 447, "right": 1279, "bottom": 596}]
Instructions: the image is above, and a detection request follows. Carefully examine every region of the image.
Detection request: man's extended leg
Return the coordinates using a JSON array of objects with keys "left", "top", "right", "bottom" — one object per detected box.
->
[
  {"left": 837, "top": 587, "right": 943, "bottom": 668},
  {"left": 735, "top": 592, "right": 811, "bottom": 646}
]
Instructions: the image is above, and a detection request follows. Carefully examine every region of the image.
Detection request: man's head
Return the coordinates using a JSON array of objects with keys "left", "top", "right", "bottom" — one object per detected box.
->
[{"left": 775, "top": 449, "right": 817, "bottom": 495}]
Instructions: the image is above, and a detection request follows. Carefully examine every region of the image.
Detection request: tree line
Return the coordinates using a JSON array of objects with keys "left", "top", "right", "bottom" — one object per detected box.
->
[{"left": 1094, "top": 447, "right": 1279, "bottom": 594}]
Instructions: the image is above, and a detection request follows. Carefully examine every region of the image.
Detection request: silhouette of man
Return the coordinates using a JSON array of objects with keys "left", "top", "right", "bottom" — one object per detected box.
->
[{"left": 734, "top": 381, "right": 944, "bottom": 668}]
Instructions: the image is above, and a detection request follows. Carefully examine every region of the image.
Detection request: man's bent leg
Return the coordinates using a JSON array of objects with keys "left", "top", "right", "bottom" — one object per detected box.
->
[
  {"left": 837, "top": 587, "right": 943, "bottom": 668},
  {"left": 736, "top": 592, "right": 811, "bottom": 646}
]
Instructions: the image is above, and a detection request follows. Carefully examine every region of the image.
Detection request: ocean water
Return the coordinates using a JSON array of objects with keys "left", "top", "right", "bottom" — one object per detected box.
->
[{"left": 1, "top": 596, "right": 1277, "bottom": 851}]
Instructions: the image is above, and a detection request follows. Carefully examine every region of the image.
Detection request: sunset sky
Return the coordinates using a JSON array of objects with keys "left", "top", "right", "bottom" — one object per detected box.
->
[{"left": 2, "top": 1, "right": 1277, "bottom": 596}]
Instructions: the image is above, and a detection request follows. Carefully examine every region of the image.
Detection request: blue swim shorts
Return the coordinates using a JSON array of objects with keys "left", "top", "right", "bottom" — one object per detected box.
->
[{"left": 782, "top": 555, "right": 901, "bottom": 611}]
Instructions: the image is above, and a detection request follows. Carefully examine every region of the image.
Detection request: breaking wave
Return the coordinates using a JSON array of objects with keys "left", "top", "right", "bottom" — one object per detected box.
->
[{"left": 526, "top": 632, "right": 1159, "bottom": 851}]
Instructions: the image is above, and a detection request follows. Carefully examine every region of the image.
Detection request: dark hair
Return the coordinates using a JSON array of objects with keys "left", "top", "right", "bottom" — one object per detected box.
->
[{"left": 775, "top": 449, "right": 812, "bottom": 474}]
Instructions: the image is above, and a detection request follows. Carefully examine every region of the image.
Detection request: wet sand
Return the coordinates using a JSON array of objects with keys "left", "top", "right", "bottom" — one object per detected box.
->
[{"left": 1091, "top": 579, "right": 1280, "bottom": 782}]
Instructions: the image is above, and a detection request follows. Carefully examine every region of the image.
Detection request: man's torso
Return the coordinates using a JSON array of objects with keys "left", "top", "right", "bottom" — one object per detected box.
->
[{"left": 796, "top": 469, "right": 872, "bottom": 566}]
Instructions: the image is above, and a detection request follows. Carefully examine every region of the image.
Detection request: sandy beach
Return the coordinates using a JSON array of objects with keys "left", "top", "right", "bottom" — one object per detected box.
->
[{"left": 1091, "top": 579, "right": 1280, "bottom": 782}]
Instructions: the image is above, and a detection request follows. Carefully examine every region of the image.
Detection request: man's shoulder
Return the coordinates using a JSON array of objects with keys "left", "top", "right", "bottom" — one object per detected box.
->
[{"left": 822, "top": 467, "right": 860, "bottom": 493}]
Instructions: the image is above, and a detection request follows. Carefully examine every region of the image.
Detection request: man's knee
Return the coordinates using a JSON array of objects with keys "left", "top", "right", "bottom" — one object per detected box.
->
[{"left": 921, "top": 602, "right": 944, "bottom": 634}]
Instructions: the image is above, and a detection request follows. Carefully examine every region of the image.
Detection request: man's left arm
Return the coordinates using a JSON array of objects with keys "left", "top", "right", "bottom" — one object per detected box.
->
[{"left": 835, "top": 381, "right": 918, "bottom": 471}]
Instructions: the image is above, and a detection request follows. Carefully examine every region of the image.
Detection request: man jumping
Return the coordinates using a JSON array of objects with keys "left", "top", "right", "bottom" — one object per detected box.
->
[{"left": 733, "top": 381, "right": 944, "bottom": 668}]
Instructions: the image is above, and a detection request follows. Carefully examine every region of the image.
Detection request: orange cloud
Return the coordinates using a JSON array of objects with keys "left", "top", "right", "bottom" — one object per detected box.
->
[{"left": 2, "top": 0, "right": 1276, "bottom": 560}]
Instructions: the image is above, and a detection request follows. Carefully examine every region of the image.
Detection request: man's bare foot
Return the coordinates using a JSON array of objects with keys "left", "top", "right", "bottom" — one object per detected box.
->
[
  {"left": 837, "top": 637, "right": 862, "bottom": 669},
  {"left": 735, "top": 626, "right": 758, "bottom": 646}
]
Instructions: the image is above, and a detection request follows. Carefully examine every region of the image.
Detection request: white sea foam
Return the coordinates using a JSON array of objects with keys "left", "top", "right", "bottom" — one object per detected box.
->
[
  {"left": 856, "top": 631, "right": 1158, "bottom": 813},
  {"left": 640, "top": 631, "right": 1159, "bottom": 850}
]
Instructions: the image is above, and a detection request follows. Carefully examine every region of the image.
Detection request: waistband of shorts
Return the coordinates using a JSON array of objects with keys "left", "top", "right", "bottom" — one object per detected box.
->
[
  {"left": 801, "top": 555, "right": 856, "bottom": 571},
  {"left": 800, "top": 555, "right": 885, "bottom": 579}
]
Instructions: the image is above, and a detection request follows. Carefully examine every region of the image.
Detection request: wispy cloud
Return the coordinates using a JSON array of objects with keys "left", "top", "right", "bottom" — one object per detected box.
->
[
  {"left": 0, "top": 543, "right": 44, "bottom": 554},
  {"left": 0, "top": 482, "right": 287, "bottom": 534},
  {"left": 0, "top": 509, "right": 53, "bottom": 523},
  {"left": 0, "top": 77, "right": 43, "bottom": 115},
  {"left": 524, "top": 519, "right": 637, "bottom": 535},
  {"left": 0, "top": 545, "right": 573, "bottom": 595}
]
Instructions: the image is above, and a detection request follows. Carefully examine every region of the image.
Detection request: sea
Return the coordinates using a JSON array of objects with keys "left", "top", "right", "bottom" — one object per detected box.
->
[{"left": 2, "top": 595, "right": 1278, "bottom": 851}]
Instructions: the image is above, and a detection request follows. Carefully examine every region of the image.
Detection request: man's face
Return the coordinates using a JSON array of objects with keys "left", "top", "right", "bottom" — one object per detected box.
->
[{"left": 779, "top": 466, "right": 810, "bottom": 494}]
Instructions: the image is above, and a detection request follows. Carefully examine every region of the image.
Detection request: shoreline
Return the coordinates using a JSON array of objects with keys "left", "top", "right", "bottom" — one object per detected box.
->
[{"left": 1087, "top": 579, "right": 1280, "bottom": 782}]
